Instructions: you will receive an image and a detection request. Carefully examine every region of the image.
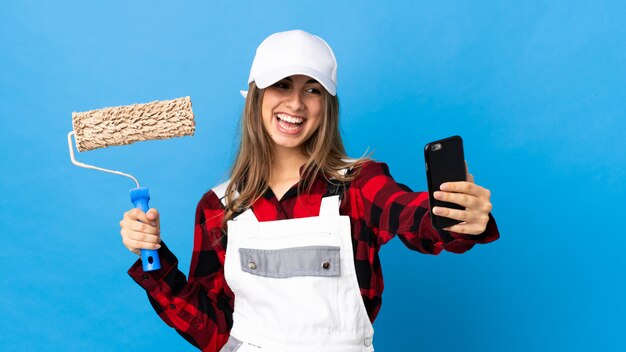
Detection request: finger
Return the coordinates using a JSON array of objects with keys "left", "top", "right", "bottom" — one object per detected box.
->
[
  {"left": 123, "top": 237, "right": 162, "bottom": 251},
  {"left": 120, "top": 233, "right": 142, "bottom": 255},
  {"left": 121, "top": 219, "right": 160, "bottom": 235},
  {"left": 432, "top": 206, "right": 470, "bottom": 222},
  {"left": 121, "top": 239, "right": 142, "bottom": 256},
  {"left": 121, "top": 228, "right": 161, "bottom": 244},
  {"left": 443, "top": 222, "right": 486, "bottom": 235},
  {"left": 435, "top": 191, "right": 492, "bottom": 213},
  {"left": 124, "top": 208, "right": 151, "bottom": 223},
  {"left": 433, "top": 207, "right": 489, "bottom": 225},
  {"left": 433, "top": 190, "right": 480, "bottom": 209},
  {"left": 440, "top": 181, "right": 489, "bottom": 198},
  {"left": 146, "top": 208, "right": 160, "bottom": 227},
  {"left": 121, "top": 230, "right": 162, "bottom": 250}
]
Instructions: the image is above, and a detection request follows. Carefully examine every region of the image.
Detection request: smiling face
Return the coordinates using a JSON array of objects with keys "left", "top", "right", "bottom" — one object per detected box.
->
[{"left": 261, "top": 74, "right": 325, "bottom": 154}]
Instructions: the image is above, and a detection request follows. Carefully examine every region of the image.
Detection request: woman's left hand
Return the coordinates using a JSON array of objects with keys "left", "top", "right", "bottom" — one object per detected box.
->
[{"left": 431, "top": 163, "right": 493, "bottom": 235}]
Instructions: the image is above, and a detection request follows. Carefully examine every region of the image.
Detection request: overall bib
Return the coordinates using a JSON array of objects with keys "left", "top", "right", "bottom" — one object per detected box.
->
[{"left": 213, "top": 181, "right": 374, "bottom": 352}]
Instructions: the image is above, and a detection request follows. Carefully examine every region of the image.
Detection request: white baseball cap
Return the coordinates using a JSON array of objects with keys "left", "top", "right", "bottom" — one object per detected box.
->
[{"left": 241, "top": 30, "right": 338, "bottom": 98}]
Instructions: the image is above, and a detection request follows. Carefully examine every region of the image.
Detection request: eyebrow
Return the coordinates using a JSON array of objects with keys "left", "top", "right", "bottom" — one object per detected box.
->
[{"left": 283, "top": 77, "right": 320, "bottom": 84}]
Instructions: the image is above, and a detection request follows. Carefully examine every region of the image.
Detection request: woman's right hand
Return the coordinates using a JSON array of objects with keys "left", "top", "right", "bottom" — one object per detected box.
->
[{"left": 119, "top": 208, "right": 162, "bottom": 255}]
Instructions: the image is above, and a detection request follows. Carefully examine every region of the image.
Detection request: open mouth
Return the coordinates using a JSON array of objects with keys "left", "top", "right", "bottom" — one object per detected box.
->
[{"left": 275, "top": 113, "right": 306, "bottom": 133}]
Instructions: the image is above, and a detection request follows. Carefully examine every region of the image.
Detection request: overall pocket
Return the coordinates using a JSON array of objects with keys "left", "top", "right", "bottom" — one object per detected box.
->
[
  {"left": 239, "top": 246, "right": 340, "bottom": 278},
  {"left": 236, "top": 245, "right": 342, "bottom": 334},
  {"left": 219, "top": 335, "right": 243, "bottom": 352}
]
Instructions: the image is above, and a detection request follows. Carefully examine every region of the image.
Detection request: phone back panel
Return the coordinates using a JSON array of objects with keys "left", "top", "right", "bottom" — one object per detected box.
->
[{"left": 424, "top": 135, "right": 466, "bottom": 229}]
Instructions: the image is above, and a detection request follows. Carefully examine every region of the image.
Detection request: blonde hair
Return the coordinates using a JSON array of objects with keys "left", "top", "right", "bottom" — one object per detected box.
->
[{"left": 221, "top": 82, "right": 370, "bottom": 228}]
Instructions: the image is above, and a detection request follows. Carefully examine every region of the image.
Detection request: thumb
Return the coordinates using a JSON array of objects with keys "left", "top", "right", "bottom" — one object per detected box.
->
[
  {"left": 146, "top": 208, "right": 159, "bottom": 223},
  {"left": 464, "top": 161, "right": 475, "bottom": 183}
]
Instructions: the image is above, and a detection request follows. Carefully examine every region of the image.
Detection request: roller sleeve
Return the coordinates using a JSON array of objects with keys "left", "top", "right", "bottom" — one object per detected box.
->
[{"left": 72, "top": 96, "right": 195, "bottom": 152}]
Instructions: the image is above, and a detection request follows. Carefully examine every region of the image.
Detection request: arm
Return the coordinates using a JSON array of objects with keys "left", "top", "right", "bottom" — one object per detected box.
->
[
  {"left": 125, "top": 191, "right": 233, "bottom": 351},
  {"left": 354, "top": 161, "right": 499, "bottom": 254}
]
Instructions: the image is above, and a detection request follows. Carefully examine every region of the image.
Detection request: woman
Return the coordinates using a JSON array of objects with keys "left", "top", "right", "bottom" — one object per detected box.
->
[{"left": 119, "top": 30, "right": 499, "bottom": 352}]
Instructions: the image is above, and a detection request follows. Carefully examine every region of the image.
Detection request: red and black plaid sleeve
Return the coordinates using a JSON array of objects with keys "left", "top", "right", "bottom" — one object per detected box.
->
[
  {"left": 345, "top": 160, "right": 499, "bottom": 320},
  {"left": 353, "top": 161, "right": 499, "bottom": 254},
  {"left": 128, "top": 191, "right": 233, "bottom": 352}
]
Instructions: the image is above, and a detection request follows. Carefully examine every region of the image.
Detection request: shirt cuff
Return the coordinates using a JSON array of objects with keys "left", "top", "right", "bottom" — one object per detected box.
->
[{"left": 127, "top": 242, "right": 178, "bottom": 291}]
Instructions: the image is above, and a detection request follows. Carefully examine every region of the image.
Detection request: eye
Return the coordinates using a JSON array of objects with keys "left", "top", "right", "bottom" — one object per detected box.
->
[
  {"left": 272, "top": 81, "right": 290, "bottom": 90},
  {"left": 306, "top": 86, "right": 322, "bottom": 95}
]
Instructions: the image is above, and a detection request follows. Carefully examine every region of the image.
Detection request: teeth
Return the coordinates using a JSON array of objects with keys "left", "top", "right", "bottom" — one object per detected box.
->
[
  {"left": 278, "top": 119, "right": 300, "bottom": 131},
  {"left": 276, "top": 113, "right": 304, "bottom": 124}
]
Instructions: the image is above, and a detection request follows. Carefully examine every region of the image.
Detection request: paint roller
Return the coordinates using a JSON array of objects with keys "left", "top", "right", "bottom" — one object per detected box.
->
[{"left": 67, "top": 96, "right": 195, "bottom": 271}]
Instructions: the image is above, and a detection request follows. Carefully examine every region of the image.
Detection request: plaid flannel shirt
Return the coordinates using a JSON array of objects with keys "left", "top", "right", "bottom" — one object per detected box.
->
[{"left": 129, "top": 160, "right": 499, "bottom": 351}]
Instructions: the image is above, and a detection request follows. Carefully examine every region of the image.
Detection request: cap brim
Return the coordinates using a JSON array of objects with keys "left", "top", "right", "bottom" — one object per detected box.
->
[{"left": 253, "top": 66, "right": 336, "bottom": 96}]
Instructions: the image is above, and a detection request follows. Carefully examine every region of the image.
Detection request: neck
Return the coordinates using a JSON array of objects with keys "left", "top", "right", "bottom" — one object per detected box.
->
[{"left": 271, "top": 145, "right": 308, "bottom": 182}]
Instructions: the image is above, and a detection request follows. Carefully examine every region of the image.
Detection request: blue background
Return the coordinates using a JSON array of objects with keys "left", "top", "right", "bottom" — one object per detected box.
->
[{"left": 1, "top": 1, "right": 625, "bottom": 351}]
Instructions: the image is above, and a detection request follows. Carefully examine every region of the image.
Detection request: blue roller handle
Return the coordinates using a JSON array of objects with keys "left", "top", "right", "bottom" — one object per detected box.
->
[{"left": 130, "top": 187, "right": 161, "bottom": 271}]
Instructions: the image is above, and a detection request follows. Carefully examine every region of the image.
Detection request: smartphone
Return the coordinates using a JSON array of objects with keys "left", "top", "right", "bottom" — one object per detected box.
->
[{"left": 424, "top": 135, "right": 466, "bottom": 230}]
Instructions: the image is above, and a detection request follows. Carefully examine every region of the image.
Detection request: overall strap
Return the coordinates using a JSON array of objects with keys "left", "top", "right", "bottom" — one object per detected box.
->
[
  {"left": 319, "top": 195, "right": 341, "bottom": 217},
  {"left": 319, "top": 161, "right": 358, "bottom": 217},
  {"left": 211, "top": 179, "right": 231, "bottom": 207},
  {"left": 211, "top": 179, "right": 258, "bottom": 222}
]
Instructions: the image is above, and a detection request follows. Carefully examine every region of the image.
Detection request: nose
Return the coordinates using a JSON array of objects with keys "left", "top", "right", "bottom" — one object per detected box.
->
[{"left": 285, "top": 89, "right": 305, "bottom": 111}]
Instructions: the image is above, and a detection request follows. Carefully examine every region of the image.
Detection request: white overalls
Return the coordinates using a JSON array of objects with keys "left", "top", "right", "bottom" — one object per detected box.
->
[{"left": 212, "top": 181, "right": 375, "bottom": 352}]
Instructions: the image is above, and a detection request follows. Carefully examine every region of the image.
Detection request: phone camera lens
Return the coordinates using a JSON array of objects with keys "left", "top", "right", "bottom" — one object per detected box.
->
[{"left": 431, "top": 143, "right": 442, "bottom": 152}]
